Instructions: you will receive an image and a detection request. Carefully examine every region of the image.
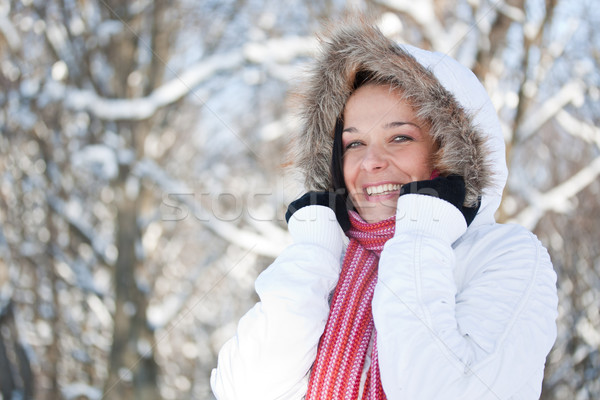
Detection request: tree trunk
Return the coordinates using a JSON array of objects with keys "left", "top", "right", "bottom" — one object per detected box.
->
[
  {"left": 103, "top": 175, "right": 160, "bottom": 400},
  {"left": 0, "top": 301, "right": 34, "bottom": 400}
]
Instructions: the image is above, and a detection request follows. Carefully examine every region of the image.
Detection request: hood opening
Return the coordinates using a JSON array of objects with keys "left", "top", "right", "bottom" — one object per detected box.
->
[{"left": 290, "top": 18, "right": 507, "bottom": 223}]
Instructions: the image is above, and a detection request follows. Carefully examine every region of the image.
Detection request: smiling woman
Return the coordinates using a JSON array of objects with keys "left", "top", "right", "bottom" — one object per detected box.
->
[
  {"left": 340, "top": 83, "right": 436, "bottom": 223},
  {"left": 210, "top": 18, "right": 558, "bottom": 400}
]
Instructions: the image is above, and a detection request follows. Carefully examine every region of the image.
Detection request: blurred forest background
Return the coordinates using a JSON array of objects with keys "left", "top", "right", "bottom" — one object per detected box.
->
[{"left": 0, "top": 0, "right": 599, "bottom": 399}]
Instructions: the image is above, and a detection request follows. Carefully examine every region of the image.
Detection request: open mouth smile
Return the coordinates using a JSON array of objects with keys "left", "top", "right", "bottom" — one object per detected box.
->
[{"left": 365, "top": 183, "right": 402, "bottom": 197}]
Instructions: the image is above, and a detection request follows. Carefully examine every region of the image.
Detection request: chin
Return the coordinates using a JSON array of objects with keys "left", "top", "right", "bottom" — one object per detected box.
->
[
  {"left": 354, "top": 199, "right": 397, "bottom": 223},
  {"left": 357, "top": 207, "right": 396, "bottom": 224}
]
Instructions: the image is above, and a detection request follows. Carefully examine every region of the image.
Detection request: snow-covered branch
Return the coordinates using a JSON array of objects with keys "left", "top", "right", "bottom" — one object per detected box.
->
[
  {"left": 147, "top": 252, "right": 222, "bottom": 330},
  {"left": 496, "top": 1, "right": 525, "bottom": 23},
  {"left": 516, "top": 80, "right": 586, "bottom": 141},
  {"left": 134, "top": 158, "right": 289, "bottom": 258},
  {"left": 61, "top": 382, "right": 102, "bottom": 400},
  {"left": 65, "top": 51, "right": 243, "bottom": 120},
  {"left": 555, "top": 110, "right": 600, "bottom": 149},
  {"left": 65, "top": 36, "right": 316, "bottom": 121},
  {"left": 0, "top": 13, "right": 21, "bottom": 52},
  {"left": 509, "top": 156, "right": 600, "bottom": 230},
  {"left": 374, "top": 0, "right": 448, "bottom": 51},
  {"left": 243, "top": 36, "right": 317, "bottom": 64},
  {"left": 47, "top": 195, "right": 116, "bottom": 266}
]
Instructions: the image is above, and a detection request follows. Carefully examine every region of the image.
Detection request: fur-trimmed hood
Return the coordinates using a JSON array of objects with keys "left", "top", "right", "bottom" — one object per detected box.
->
[{"left": 291, "top": 19, "right": 508, "bottom": 224}]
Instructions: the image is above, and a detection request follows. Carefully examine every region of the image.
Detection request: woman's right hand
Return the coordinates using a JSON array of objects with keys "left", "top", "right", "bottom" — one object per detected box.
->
[{"left": 285, "top": 191, "right": 351, "bottom": 232}]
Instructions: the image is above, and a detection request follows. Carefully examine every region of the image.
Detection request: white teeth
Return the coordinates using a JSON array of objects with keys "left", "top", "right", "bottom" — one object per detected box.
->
[{"left": 366, "top": 183, "right": 401, "bottom": 196}]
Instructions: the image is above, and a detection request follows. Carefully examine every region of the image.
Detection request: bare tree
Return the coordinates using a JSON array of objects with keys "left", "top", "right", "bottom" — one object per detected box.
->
[{"left": 0, "top": 0, "right": 598, "bottom": 399}]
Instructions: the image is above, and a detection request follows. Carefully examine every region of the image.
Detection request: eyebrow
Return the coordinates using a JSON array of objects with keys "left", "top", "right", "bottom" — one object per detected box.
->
[
  {"left": 342, "top": 121, "right": 420, "bottom": 134},
  {"left": 383, "top": 121, "right": 420, "bottom": 130}
]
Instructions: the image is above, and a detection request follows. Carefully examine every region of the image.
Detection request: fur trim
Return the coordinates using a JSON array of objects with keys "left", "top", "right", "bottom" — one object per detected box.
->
[{"left": 291, "top": 18, "right": 491, "bottom": 207}]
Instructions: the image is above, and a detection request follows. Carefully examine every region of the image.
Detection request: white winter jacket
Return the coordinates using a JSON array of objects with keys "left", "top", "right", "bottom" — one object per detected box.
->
[{"left": 211, "top": 20, "right": 558, "bottom": 400}]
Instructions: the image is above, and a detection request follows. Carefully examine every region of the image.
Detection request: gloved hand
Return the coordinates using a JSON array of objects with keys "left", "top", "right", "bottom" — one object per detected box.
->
[
  {"left": 399, "top": 175, "right": 480, "bottom": 227},
  {"left": 285, "top": 191, "right": 351, "bottom": 232}
]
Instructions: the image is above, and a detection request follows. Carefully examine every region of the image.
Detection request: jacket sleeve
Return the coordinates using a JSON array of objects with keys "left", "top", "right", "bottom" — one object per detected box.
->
[
  {"left": 373, "top": 194, "right": 558, "bottom": 399},
  {"left": 210, "top": 206, "right": 343, "bottom": 400}
]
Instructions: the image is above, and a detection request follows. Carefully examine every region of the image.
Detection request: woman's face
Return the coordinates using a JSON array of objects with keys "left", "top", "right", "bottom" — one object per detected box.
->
[{"left": 342, "top": 84, "right": 436, "bottom": 223}]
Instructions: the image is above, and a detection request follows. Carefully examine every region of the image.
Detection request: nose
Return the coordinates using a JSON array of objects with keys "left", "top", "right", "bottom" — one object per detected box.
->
[{"left": 361, "top": 144, "right": 389, "bottom": 171}]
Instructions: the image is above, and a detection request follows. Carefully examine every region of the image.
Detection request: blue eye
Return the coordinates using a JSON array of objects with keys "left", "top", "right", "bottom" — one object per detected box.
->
[
  {"left": 345, "top": 141, "right": 362, "bottom": 150},
  {"left": 392, "top": 135, "right": 412, "bottom": 143}
]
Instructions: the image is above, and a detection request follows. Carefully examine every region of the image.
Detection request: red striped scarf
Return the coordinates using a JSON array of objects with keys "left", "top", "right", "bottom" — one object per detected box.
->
[{"left": 306, "top": 210, "right": 395, "bottom": 399}]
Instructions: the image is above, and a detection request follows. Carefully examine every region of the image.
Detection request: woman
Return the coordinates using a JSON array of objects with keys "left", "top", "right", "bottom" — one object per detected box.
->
[{"left": 211, "top": 19, "right": 558, "bottom": 399}]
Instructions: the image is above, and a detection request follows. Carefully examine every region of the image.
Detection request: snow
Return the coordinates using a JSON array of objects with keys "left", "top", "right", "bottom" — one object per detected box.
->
[
  {"left": 510, "top": 156, "right": 600, "bottom": 229},
  {"left": 516, "top": 80, "right": 586, "bottom": 141},
  {"left": 65, "top": 51, "right": 244, "bottom": 120},
  {"left": 71, "top": 144, "right": 119, "bottom": 180},
  {"left": 243, "top": 36, "right": 317, "bottom": 64},
  {"left": 64, "top": 35, "right": 318, "bottom": 121},
  {"left": 20, "top": 78, "right": 40, "bottom": 98},
  {"left": 377, "top": 12, "right": 404, "bottom": 37},
  {"left": 0, "top": 13, "right": 22, "bottom": 52},
  {"left": 555, "top": 110, "right": 600, "bottom": 147},
  {"left": 51, "top": 60, "right": 68, "bottom": 81},
  {"left": 2, "top": 1, "right": 599, "bottom": 399},
  {"left": 62, "top": 382, "right": 103, "bottom": 400},
  {"left": 375, "top": 0, "right": 449, "bottom": 52},
  {"left": 95, "top": 19, "right": 123, "bottom": 46},
  {"left": 134, "top": 158, "right": 288, "bottom": 258}
]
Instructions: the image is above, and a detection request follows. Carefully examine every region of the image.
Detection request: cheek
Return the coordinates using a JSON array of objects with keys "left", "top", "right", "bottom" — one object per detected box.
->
[
  {"left": 342, "top": 156, "right": 361, "bottom": 195},
  {"left": 407, "top": 148, "right": 434, "bottom": 177},
  {"left": 341, "top": 157, "right": 353, "bottom": 185}
]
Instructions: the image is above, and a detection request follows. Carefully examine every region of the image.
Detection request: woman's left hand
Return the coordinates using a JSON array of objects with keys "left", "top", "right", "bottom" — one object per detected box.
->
[{"left": 399, "top": 175, "right": 480, "bottom": 226}]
